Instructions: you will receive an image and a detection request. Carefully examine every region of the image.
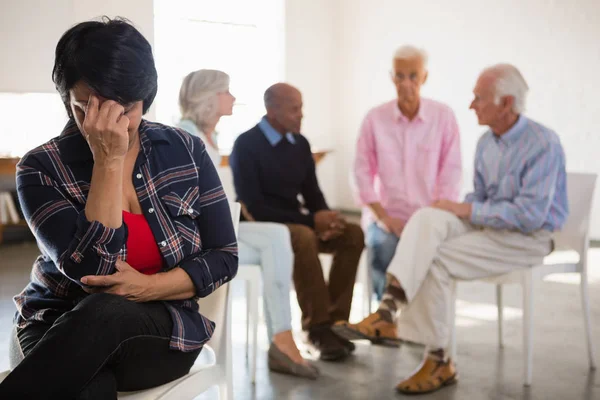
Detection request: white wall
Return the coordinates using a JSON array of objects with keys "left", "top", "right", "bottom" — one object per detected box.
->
[
  {"left": 283, "top": 0, "right": 339, "bottom": 206},
  {"left": 0, "top": 0, "right": 155, "bottom": 115},
  {"left": 325, "top": 0, "right": 600, "bottom": 236}
]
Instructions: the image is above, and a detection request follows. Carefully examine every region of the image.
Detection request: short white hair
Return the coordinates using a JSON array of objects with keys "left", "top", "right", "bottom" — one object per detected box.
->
[
  {"left": 484, "top": 64, "right": 529, "bottom": 114},
  {"left": 393, "top": 45, "right": 428, "bottom": 68},
  {"left": 179, "top": 69, "right": 230, "bottom": 130}
]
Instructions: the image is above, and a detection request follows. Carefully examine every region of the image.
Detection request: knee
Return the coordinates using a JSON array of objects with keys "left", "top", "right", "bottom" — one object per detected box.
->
[
  {"left": 409, "top": 207, "right": 457, "bottom": 227},
  {"left": 70, "top": 293, "right": 135, "bottom": 325},
  {"left": 342, "top": 223, "right": 365, "bottom": 249},
  {"left": 262, "top": 223, "right": 292, "bottom": 248},
  {"left": 367, "top": 226, "right": 398, "bottom": 250},
  {"left": 288, "top": 224, "right": 318, "bottom": 252}
]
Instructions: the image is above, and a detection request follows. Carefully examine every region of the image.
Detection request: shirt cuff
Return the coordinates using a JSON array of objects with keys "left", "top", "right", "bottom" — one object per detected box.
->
[
  {"left": 69, "top": 212, "right": 126, "bottom": 264},
  {"left": 469, "top": 201, "right": 486, "bottom": 226},
  {"left": 302, "top": 213, "right": 316, "bottom": 228},
  {"left": 179, "top": 251, "right": 237, "bottom": 298},
  {"left": 358, "top": 191, "right": 379, "bottom": 206}
]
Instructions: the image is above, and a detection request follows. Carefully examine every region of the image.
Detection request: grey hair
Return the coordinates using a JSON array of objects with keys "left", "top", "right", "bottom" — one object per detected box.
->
[
  {"left": 485, "top": 64, "right": 529, "bottom": 114},
  {"left": 393, "top": 45, "right": 428, "bottom": 68},
  {"left": 179, "top": 69, "right": 230, "bottom": 130}
]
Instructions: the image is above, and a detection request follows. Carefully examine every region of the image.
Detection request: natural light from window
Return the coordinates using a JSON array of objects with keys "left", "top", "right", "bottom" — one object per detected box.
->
[
  {"left": 153, "top": 0, "right": 285, "bottom": 151},
  {"left": 0, "top": 93, "right": 67, "bottom": 157}
]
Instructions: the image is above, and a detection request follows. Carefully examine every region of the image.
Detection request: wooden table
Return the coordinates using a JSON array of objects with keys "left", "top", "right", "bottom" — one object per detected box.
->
[{"left": 0, "top": 157, "right": 24, "bottom": 243}]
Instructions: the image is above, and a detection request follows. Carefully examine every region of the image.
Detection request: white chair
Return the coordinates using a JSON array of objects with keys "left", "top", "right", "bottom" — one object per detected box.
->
[
  {"left": 234, "top": 264, "right": 260, "bottom": 383},
  {"left": 449, "top": 172, "right": 598, "bottom": 386},
  {"left": 0, "top": 202, "right": 241, "bottom": 399}
]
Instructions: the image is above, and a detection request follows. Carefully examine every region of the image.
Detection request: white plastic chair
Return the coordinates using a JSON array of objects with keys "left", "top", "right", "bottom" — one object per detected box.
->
[
  {"left": 234, "top": 264, "right": 260, "bottom": 383},
  {"left": 449, "top": 172, "right": 598, "bottom": 386}
]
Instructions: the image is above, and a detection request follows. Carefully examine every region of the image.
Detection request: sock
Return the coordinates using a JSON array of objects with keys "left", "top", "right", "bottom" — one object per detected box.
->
[
  {"left": 427, "top": 348, "right": 447, "bottom": 362},
  {"left": 376, "top": 273, "right": 407, "bottom": 323}
]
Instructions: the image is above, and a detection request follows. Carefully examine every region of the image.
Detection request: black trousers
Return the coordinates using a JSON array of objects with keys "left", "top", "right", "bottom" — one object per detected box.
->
[{"left": 0, "top": 293, "right": 201, "bottom": 400}]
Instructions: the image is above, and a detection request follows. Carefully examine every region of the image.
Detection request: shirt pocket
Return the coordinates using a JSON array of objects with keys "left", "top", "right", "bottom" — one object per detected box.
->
[
  {"left": 161, "top": 187, "right": 203, "bottom": 253},
  {"left": 162, "top": 187, "right": 202, "bottom": 219}
]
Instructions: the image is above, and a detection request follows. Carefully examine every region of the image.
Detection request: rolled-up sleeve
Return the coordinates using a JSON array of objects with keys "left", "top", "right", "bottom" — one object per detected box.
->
[
  {"left": 353, "top": 114, "right": 379, "bottom": 205},
  {"left": 435, "top": 109, "right": 462, "bottom": 201},
  {"left": 16, "top": 165, "right": 126, "bottom": 283},
  {"left": 178, "top": 136, "right": 238, "bottom": 298}
]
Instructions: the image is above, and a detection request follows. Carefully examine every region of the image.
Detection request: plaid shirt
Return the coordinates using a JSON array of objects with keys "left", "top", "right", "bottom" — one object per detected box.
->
[{"left": 13, "top": 119, "right": 238, "bottom": 352}]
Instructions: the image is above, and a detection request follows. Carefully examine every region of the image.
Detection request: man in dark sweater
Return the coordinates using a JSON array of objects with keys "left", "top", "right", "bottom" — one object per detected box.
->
[{"left": 230, "top": 83, "right": 364, "bottom": 361}]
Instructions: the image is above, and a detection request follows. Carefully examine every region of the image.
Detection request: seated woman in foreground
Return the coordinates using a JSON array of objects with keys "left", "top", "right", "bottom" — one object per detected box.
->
[{"left": 0, "top": 18, "right": 238, "bottom": 399}]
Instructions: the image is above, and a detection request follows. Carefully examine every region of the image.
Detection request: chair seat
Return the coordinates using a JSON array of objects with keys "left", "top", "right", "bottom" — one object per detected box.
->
[
  {"left": 117, "top": 347, "right": 220, "bottom": 399},
  {"left": 236, "top": 264, "right": 262, "bottom": 280},
  {"left": 481, "top": 250, "right": 581, "bottom": 285},
  {"left": 0, "top": 369, "right": 9, "bottom": 384}
]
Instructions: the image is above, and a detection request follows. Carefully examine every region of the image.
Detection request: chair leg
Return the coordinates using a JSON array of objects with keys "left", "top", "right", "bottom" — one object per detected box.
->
[
  {"left": 363, "top": 256, "right": 373, "bottom": 317},
  {"left": 245, "top": 280, "right": 250, "bottom": 361},
  {"left": 580, "top": 271, "right": 597, "bottom": 369},
  {"left": 218, "top": 377, "right": 231, "bottom": 400},
  {"left": 449, "top": 280, "right": 458, "bottom": 361},
  {"left": 522, "top": 270, "right": 534, "bottom": 386},
  {"left": 249, "top": 275, "right": 259, "bottom": 383},
  {"left": 496, "top": 284, "right": 504, "bottom": 348}
]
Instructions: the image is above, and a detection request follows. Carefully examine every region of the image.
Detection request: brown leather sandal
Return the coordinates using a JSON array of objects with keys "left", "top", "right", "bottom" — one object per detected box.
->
[{"left": 395, "top": 357, "right": 458, "bottom": 395}]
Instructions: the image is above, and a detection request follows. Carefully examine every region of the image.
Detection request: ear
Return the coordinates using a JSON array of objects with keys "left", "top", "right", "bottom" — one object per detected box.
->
[
  {"left": 422, "top": 70, "right": 429, "bottom": 85},
  {"left": 502, "top": 96, "right": 515, "bottom": 112}
]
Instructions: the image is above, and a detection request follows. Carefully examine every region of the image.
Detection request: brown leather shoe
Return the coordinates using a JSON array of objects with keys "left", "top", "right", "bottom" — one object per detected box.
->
[
  {"left": 268, "top": 343, "right": 320, "bottom": 380},
  {"left": 395, "top": 357, "right": 458, "bottom": 395},
  {"left": 332, "top": 312, "right": 402, "bottom": 347},
  {"left": 307, "top": 325, "right": 349, "bottom": 361}
]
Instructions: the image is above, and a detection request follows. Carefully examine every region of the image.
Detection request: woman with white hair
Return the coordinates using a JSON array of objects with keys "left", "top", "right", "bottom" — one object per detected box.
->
[{"left": 178, "top": 69, "right": 319, "bottom": 379}]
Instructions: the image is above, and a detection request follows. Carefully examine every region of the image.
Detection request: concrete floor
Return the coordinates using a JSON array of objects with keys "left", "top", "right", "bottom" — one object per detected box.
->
[{"left": 1, "top": 242, "right": 599, "bottom": 400}]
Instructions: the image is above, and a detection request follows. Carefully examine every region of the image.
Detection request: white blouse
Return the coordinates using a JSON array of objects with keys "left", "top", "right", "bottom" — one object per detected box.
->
[{"left": 177, "top": 119, "right": 222, "bottom": 167}]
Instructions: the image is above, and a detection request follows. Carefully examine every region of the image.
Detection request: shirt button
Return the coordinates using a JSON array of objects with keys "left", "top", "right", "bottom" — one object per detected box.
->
[
  {"left": 136, "top": 173, "right": 142, "bottom": 179},
  {"left": 187, "top": 208, "right": 194, "bottom": 214},
  {"left": 148, "top": 208, "right": 155, "bottom": 213},
  {"left": 160, "top": 241, "right": 167, "bottom": 247}
]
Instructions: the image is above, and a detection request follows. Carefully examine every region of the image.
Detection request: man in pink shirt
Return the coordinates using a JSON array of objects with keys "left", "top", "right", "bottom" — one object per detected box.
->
[{"left": 353, "top": 45, "right": 462, "bottom": 299}]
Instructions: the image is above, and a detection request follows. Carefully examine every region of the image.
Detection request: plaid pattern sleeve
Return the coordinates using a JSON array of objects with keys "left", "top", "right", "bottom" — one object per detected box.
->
[
  {"left": 177, "top": 127, "right": 238, "bottom": 298},
  {"left": 16, "top": 163, "right": 126, "bottom": 282},
  {"left": 13, "top": 119, "right": 239, "bottom": 352}
]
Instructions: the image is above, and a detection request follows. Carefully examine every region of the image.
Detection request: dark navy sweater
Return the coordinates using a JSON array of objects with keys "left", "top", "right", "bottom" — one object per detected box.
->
[{"left": 229, "top": 124, "right": 329, "bottom": 227}]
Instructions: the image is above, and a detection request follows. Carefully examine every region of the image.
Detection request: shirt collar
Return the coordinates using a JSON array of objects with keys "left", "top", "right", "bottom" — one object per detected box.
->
[
  {"left": 258, "top": 116, "right": 296, "bottom": 146},
  {"left": 58, "top": 119, "right": 171, "bottom": 165},
  {"left": 494, "top": 115, "right": 528, "bottom": 146},
  {"left": 392, "top": 100, "right": 427, "bottom": 122}
]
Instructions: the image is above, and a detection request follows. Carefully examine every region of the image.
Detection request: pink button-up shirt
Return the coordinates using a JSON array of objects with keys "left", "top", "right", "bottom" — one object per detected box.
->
[{"left": 354, "top": 98, "right": 462, "bottom": 228}]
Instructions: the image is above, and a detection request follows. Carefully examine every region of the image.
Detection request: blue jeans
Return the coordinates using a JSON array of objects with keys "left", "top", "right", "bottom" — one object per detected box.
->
[{"left": 366, "top": 223, "right": 400, "bottom": 300}]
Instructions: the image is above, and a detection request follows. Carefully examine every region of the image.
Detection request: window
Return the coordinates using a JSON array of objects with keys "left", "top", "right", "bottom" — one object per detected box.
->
[
  {"left": 153, "top": 0, "right": 285, "bottom": 151},
  {"left": 0, "top": 93, "right": 67, "bottom": 157}
]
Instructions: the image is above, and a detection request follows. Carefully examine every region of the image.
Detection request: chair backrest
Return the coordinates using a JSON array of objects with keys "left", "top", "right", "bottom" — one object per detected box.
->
[
  {"left": 553, "top": 172, "right": 597, "bottom": 256},
  {"left": 195, "top": 202, "right": 240, "bottom": 358}
]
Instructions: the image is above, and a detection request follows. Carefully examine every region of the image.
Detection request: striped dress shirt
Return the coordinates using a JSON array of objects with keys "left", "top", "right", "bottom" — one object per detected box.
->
[
  {"left": 465, "top": 115, "right": 568, "bottom": 233},
  {"left": 13, "top": 119, "right": 238, "bottom": 352}
]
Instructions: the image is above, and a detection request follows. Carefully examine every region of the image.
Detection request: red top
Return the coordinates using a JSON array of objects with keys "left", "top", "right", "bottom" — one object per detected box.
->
[{"left": 123, "top": 211, "right": 163, "bottom": 275}]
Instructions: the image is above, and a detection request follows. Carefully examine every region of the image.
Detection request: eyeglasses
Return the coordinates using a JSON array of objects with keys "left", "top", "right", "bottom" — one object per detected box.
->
[{"left": 390, "top": 71, "right": 420, "bottom": 83}]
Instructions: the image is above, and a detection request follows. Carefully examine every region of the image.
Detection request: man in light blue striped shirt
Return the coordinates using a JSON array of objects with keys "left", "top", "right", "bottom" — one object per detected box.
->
[{"left": 333, "top": 64, "right": 568, "bottom": 395}]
